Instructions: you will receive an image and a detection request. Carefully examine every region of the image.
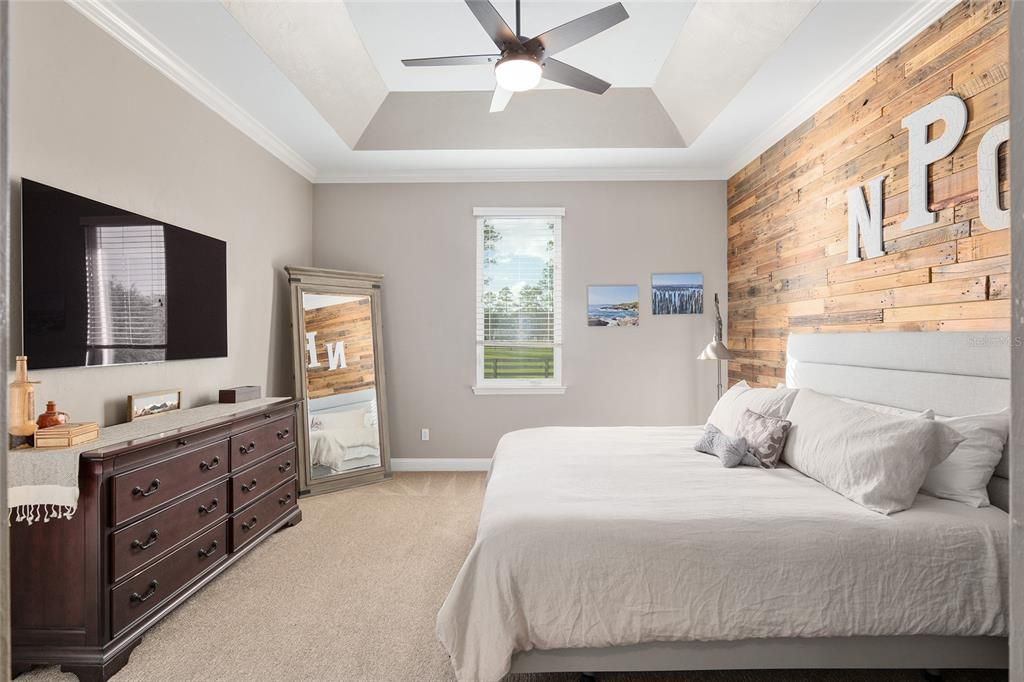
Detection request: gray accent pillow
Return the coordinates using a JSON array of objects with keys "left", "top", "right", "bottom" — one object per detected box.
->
[
  {"left": 695, "top": 424, "right": 759, "bottom": 468},
  {"left": 735, "top": 409, "right": 792, "bottom": 468}
]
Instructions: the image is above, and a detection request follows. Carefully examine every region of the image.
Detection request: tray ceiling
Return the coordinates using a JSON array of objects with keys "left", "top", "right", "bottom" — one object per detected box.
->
[
  {"left": 347, "top": 0, "right": 696, "bottom": 92},
  {"left": 82, "top": 0, "right": 955, "bottom": 181}
]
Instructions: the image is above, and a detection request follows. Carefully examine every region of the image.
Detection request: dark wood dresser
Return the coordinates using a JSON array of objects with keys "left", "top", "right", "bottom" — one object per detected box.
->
[{"left": 10, "top": 398, "right": 302, "bottom": 681}]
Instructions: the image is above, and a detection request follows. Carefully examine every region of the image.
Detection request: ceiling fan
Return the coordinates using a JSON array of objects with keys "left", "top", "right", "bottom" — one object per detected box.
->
[{"left": 402, "top": 0, "right": 629, "bottom": 112}]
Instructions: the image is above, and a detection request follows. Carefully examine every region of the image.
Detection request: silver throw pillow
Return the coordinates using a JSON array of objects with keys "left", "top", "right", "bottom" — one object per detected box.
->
[{"left": 735, "top": 408, "right": 792, "bottom": 468}]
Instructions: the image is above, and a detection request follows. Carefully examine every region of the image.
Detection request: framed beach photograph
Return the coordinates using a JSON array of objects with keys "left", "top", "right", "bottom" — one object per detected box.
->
[
  {"left": 652, "top": 273, "right": 704, "bottom": 315},
  {"left": 127, "top": 388, "right": 182, "bottom": 422},
  {"left": 587, "top": 285, "right": 639, "bottom": 327}
]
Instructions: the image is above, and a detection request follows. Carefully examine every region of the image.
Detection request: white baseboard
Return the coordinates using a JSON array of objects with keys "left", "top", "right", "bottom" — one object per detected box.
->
[{"left": 391, "top": 458, "right": 491, "bottom": 472}]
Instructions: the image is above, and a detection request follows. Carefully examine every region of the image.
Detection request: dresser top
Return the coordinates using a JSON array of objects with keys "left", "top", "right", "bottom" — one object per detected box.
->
[{"left": 77, "top": 397, "right": 298, "bottom": 460}]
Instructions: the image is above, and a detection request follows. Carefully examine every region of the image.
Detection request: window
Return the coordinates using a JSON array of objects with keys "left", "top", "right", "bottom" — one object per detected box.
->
[
  {"left": 85, "top": 223, "right": 168, "bottom": 366},
  {"left": 474, "top": 207, "right": 564, "bottom": 395}
]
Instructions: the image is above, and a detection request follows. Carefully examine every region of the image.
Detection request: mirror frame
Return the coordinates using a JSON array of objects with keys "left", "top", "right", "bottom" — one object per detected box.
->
[{"left": 285, "top": 266, "right": 393, "bottom": 496}]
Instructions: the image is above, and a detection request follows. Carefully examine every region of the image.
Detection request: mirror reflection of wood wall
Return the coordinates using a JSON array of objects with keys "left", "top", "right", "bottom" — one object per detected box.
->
[{"left": 304, "top": 297, "right": 375, "bottom": 399}]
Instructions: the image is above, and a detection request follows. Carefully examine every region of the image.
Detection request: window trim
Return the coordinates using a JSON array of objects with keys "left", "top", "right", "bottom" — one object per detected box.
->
[{"left": 473, "top": 207, "right": 565, "bottom": 396}]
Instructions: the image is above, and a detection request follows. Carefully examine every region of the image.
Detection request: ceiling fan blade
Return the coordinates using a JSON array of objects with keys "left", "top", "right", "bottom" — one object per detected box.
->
[
  {"left": 402, "top": 54, "right": 500, "bottom": 67},
  {"left": 524, "top": 3, "right": 629, "bottom": 56},
  {"left": 489, "top": 86, "right": 514, "bottom": 113},
  {"left": 464, "top": 0, "right": 520, "bottom": 50},
  {"left": 541, "top": 58, "right": 610, "bottom": 95}
]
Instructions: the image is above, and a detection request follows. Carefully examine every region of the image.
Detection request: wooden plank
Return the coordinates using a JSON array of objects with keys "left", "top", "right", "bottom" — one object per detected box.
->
[
  {"left": 957, "top": 229, "right": 1011, "bottom": 261},
  {"left": 932, "top": 253, "right": 1011, "bottom": 280},
  {"left": 828, "top": 242, "right": 957, "bottom": 284},
  {"left": 883, "top": 299, "right": 1010, "bottom": 322},
  {"left": 938, "top": 317, "right": 1010, "bottom": 331},
  {"left": 989, "top": 273, "right": 1011, "bottom": 299},
  {"left": 814, "top": 268, "right": 931, "bottom": 298},
  {"left": 824, "top": 277, "right": 986, "bottom": 313}
]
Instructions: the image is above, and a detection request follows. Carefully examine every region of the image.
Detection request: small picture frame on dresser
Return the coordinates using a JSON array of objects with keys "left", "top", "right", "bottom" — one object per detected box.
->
[{"left": 127, "top": 388, "right": 182, "bottom": 422}]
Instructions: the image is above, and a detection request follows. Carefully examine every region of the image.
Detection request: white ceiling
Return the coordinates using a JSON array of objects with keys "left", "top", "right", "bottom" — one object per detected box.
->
[
  {"left": 346, "top": 0, "right": 696, "bottom": 91},
  {"left": 81, "top": 0, "right": 957, "bottom": 182}
]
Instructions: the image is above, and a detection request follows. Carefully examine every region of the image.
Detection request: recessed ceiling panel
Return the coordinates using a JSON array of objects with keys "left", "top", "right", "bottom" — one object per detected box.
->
[
  {"left": 356, "top": 88, "right": 685, "bottom": 150},
  {"left": 347, "top": 0, "right": 696, "bottom": 92},
  {"left": 654, "top": 0, "right": 818, "bottom": 146},
  {"left": 224, "top": 0, "right": 388, "bottom": 148}
]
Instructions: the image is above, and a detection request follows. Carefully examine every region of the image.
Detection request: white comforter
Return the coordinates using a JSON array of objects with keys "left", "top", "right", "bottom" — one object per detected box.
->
[{"left": 436, "top": 426, "right": 1008, "bottom": 682}]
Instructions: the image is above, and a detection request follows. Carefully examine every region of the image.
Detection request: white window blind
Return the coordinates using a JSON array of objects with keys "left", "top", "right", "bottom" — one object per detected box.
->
[
  {"left": 474, "top": 208, "right": 564, "bottom": 395},
  {"left": 85, "top": 224, "right": 168, "bottom": 353}
]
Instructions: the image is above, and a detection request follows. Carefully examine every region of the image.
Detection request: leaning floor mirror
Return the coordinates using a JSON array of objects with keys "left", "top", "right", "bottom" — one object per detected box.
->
[{"left": 286, "top": 266, "right": 392, "bottom": 495}]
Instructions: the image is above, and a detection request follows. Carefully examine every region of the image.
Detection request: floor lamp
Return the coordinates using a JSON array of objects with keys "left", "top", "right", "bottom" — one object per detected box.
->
[{"left": 697, "top": 293, "right": 733, "bottom": 399}]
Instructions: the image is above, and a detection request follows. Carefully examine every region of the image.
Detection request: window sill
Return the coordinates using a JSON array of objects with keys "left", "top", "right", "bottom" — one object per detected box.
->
[{"left": 472, "top": 385, "right": 567, "bottom": 396}]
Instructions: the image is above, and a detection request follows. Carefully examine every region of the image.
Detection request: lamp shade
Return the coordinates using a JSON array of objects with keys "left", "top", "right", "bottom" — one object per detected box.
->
[{"left": 698, "top": 339, "right": 734, "bottom": 361}]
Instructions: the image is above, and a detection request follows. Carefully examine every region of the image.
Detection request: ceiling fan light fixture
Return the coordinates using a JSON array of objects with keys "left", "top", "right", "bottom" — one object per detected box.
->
[{"left": 494, "top": 54, "right": 542, "bottom": 92}]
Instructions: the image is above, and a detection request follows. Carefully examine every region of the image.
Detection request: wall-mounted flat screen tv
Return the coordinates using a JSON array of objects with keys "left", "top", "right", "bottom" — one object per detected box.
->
[{"left": 21, "top": 179, "right": 228, "bottom": 370}]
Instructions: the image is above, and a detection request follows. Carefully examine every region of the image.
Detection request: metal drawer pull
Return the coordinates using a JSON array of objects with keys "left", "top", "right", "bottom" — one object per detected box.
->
[
  {"left": 198, "top": 540, "right": 219, "bottom": 558},
  {"left": 177, "top": 438, "right": 189, "bottom": 447},
  {"left": 199, "top": 456, "right": 220, "bottom": 471},
  {"left": 198, "top": 498, "right": 219, "bottom": 515},
  {"left": 130, "top": 530, "right": 160, "bottom": 551},
  {"left": 239, "top": 442, "right": 256, "bottom": 455},
  {"left": 276, "top": 428, "right": 290, "bottom": 440},
  {"left": 279, "top": 493, "right": 293, "bottom": 506},
  {"left": 129, "top": 580, "right": 159, "bottom": 604},
  {"left": 278, "top": 460, "right": 293, "bottom": 473},
  {"left": 241, "top": 516, "right": 258, "bottom": 532},
  {"left": 132, "top": 479, "right": 161, "bottom": 497},
  {"left": 264, "top": 413, "right": 273, "bottom": 420},
  {"left": 241, "top": 479, "right": 258, "bottom": 493}
]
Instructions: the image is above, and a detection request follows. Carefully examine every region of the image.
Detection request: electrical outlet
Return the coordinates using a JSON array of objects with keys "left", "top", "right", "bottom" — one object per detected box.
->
[{"left": 421, "top": 428, "right": 430, "bottom": 441}]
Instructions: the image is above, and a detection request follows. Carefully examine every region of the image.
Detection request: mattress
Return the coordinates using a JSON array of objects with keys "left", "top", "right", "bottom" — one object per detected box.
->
[{"left": 436, "top": 426, "right": 1009, "bottom": 682}]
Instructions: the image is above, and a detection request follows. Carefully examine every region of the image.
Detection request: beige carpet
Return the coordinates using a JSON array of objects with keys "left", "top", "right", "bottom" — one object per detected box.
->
[{"left": 18, "top": 472, "right": 1005, "bottom": 682}]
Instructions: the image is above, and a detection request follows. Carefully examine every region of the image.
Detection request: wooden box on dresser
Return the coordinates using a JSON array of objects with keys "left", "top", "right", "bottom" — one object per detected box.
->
[{"left": 10, "top": 398, "right": 302, "bottom": 682}]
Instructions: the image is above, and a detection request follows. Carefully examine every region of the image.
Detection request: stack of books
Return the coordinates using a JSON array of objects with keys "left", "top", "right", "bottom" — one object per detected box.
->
[{"left": 35, "top": 422, "right": 100, "bottom": 449}]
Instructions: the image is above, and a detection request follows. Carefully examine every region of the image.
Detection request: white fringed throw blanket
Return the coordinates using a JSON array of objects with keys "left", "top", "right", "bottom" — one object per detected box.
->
[{"left": 7, "top": 398, "right": 287, "bottom": 524}]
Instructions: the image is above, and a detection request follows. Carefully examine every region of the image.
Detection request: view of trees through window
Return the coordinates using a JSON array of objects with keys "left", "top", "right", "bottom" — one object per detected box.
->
[{"left": 481, "top": 218, "right": 557, "bottom": 380}]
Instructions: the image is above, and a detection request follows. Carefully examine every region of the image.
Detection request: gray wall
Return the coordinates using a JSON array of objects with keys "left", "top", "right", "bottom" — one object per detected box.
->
[
  {"left": 1009, "top": 0, "right": 1022, "bottom": 675},
  {"left": 9, "top": 2, "right": 313, "bottom": 426},
  {"left": 313, "top": 181, "right": 727, "bottom": 460}
]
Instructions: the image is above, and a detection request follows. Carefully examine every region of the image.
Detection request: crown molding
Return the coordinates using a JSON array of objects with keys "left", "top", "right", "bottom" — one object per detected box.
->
[
  {"left": 315, "top": 166, "right": 727, "bottom": 184},
  {"left": 67, "top": 0, "right": 317, "bottom": 182},
  {"left": 722, "top": 0, "right": 959, "bottom": 179}
]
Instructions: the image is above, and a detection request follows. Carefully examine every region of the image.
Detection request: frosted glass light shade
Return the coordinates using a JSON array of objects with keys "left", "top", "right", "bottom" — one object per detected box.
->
[{"left": 495, "top": 56, "right": 542, "bottom": 92}]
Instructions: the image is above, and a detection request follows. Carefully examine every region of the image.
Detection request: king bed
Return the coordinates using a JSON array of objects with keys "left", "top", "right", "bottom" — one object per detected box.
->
[{"left": 436, "top": 332, "right": 1010, "bottom": 681}]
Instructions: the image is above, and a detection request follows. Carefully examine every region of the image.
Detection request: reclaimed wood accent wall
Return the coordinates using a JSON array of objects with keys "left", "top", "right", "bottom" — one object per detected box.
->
[
  {"left": 304, "top": 298, "right": 376, "bottom": 399},
  {"left": 726, "top": 0, "right": 1010, "bottom": 387}
]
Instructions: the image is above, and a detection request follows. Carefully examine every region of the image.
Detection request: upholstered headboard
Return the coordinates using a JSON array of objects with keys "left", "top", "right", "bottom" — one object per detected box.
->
[{"left": 785, "top": 332, "right": 1010, "bottom": 512}]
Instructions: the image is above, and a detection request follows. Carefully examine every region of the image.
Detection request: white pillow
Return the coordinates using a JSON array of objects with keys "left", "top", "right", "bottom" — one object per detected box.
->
[
  {"left": 837, "top": 397, "right": 934, "bottom": 419},
  {"left": 706, "top": 381, "right": 798, "bottom": 436},
  {"left": 782, "top": 389, "right": 964, "bottom": 515},
  {"left": 920, "top": 410, "right": 1008, "bottom": 507}
]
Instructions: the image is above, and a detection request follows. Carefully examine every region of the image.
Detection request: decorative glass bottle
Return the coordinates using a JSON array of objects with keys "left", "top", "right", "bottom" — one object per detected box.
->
[{"left": 9, "top": 356, "right": 38, "bottom": 449}]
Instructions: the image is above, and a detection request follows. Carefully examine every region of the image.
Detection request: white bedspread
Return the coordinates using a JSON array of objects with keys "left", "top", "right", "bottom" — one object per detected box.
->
[{"left": 436, "top": 427, "right": 1008, "bottom": 682}]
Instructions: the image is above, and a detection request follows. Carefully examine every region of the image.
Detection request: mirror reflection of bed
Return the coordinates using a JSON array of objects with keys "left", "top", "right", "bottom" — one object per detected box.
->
[
  {"left": 302, "top": 290, "right": 383, "bottom": 481},
  {"left": 308, "top": 389, "right": 380, "bottom": 477}
]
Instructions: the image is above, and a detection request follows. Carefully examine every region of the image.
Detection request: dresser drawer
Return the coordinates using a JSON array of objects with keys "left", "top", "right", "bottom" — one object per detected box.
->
[
  {"left": 230, "top": 415, "right": 294, "bottom": 470},
  {"left": 231, "top": 447, "right": 296, "bottom": 512},
  {"left": 231, "top": 479, "right": 298, "bottom": 552},
  {"left": 112, "top": 441, "right": 229, "bottom": 526},
  {"left": 111, "top": 481, "right": 229, "bottom": 583},
  {"left": 110, "top": 521, "right": 228, "bottom": 636}
]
